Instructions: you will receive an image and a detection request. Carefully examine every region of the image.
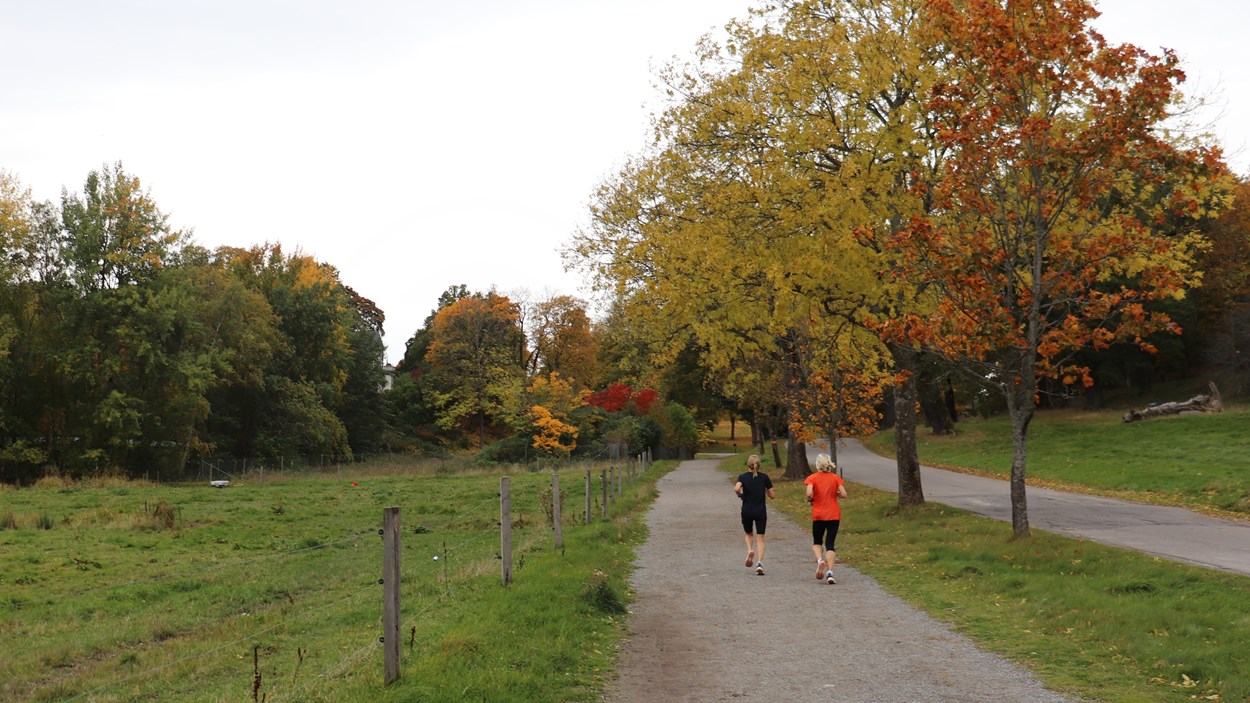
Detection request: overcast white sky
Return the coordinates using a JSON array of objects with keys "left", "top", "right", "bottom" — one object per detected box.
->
[{"left": 3, "top": 1, "right": 1248, "bottom": 363}]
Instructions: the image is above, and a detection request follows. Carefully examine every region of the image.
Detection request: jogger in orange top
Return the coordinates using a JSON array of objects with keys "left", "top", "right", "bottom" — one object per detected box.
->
[{"left": 805, "top": 453, "right": 848, "bottom": 584}]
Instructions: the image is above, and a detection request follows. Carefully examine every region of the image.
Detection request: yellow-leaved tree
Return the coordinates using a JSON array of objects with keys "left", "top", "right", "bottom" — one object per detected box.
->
[
  {"left": 530, "top": 405, "right": 578, "bottom": 457},
  {"left": 570, "top": 0, "right": 944, "bottom": 498}
]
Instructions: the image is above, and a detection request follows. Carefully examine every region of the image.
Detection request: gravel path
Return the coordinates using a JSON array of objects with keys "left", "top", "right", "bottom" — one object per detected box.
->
[{"left": 603, "top": 457, "right": 1079, "bottom": 703}]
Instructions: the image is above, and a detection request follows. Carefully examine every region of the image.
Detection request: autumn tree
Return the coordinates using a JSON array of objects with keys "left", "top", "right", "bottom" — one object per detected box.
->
[
  {"left": 880, "top": 0, "right": 1230, "bottom": 537},
  {"left": 0, "top": 170, "right": 37, "bottom": 285},
  {"left": 526, "top": 294, "right": 600, "bottom": 390},
  {"left": 1192, "top": 179, "right": 1250, "bottom": 389},
  {"left": 569, "top": 0, "right": 939, "bottom": 495},
  {"left": 524, "top": 372, "right": 584, "bottom": 457},
  {"left": 425, "top": 292, "right": 526, "bottom": 447}
]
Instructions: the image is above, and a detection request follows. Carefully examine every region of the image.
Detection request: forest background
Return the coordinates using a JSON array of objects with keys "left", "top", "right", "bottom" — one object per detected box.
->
[{"left": 3, "top": 0, "right": 1250, "bottom": 495}]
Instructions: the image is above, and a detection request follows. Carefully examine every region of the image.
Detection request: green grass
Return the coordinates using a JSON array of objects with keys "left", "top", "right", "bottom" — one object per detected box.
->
[
  {"left": 698, "top": 419, "right": 762, "bottom": 455},
  {"left": 0, "top": 459, "right": 670, "bottom": 702},
  {"left": 864, "top": 404, "right": 1250, "bottom": 516}
]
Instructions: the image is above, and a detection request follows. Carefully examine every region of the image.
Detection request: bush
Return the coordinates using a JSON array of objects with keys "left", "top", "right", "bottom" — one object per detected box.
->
[
  {"left": 478, "top": 436, "right": 532, "bottom": 464},
  {"left": 580, "top": 569, "right": 626, "bottom": 615},
  {"left": 136, "top": 500, "right": 177, "bottom": 531}
]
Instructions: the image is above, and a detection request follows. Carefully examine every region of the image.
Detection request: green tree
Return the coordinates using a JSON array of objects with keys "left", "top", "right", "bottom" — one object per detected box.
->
[
  {"left": 208, "top": 244, "right": 359, "bottom": 460},
  {"left": 60, "top": 162, "right": 184, "bottom": 292},
  {"left": 43, "top": 165, "right": 190, "bottom": 473}
]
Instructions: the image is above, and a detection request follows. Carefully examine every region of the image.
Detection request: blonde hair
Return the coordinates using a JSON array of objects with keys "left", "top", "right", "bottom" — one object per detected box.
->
[
  {"left": 815, "top": 453, "right": 837, "bottom": 473},
  {"left": 746, "top": 454, "right": 761, "bottom": 470}
]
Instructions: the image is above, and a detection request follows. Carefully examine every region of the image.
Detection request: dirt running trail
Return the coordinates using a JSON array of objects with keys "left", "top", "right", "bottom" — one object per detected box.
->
[{"left": 604, "top": 457, "right": 1079, "bottom": 703}]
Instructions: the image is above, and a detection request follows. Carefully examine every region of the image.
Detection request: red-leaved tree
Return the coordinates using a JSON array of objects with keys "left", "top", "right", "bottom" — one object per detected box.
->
[{"left": 879, "top": 0, "right": 1230, "bottom": 537}]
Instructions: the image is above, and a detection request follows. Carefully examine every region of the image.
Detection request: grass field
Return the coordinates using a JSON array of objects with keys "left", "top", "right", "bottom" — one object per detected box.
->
[
  {"left": 7, "top": 402, "right": 1250, "bottom": 703},
  {"left": 862, "top": 404, "right": 1250, "bottom": 516},
  {"left": 0, "top": 459, "right": 669, "bottom": 702}
]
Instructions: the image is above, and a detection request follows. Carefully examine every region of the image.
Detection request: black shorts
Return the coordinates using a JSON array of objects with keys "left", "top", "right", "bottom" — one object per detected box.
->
[
  {"left": 742, "top": 511, "right": 767, "bottom": 535},
  {"left": 812, "top": 520, "right": 840, "bottom": 551}
]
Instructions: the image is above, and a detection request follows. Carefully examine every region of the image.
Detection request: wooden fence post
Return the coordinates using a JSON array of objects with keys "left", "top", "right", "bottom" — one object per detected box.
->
[
  {"left": 500, "top": 477, "right": 512, "bottom": 586},
  {"left": 584, "top": 469, "right": 592, "bottom": 525},
  {"left": 382, "top": 507, "right": 401, "bottom": 685},
  {"left": 600, "top": 469, "right": 608, "bottom": 517},
  {"left": 551, "top": 471, "right": 563, "bottom": 550}
]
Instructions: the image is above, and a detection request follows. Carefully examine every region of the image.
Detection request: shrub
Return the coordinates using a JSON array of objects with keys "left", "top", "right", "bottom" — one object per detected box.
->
[
  {"left": 135, "top": 501, "right": 177, "bottom": 531},
  {"left": 34, "top": 475, "right": 73, "bottom": 490},
  {"left": 580, "top": 569, "right": 626, "bottom": 615},
  {"left": 478, "top": 436, "right": 532, "bottom": 464}
]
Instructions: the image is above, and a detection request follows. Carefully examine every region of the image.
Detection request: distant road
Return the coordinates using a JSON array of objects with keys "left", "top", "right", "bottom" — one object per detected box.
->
[{"left": 813, "top": 439, "right": 1250, "bottom": 577}]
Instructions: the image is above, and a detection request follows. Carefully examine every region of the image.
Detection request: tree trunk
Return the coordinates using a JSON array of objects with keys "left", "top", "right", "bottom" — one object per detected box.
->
[
  {"left": 823, "top": 421, "right": 839, "bottom": 468},
  {"left": 1122, "top": 382, "right": 1224, "bottom": 422},
  {"left": 1004, "top": 359, "right": 1035, "bottom": 539},
  {"left": 1082, "top": 379, "right": 1104, "bottom": 411},
  {"left": 878, "top": 387, "right": 896, "bottom": 429},
  {"left": 918, "top": 373, "right": 954, "bottom": 436},
  {"left": 767, "top": 409, "right": 782, "bottom": 471},
  {"left": 891, "top": 344, "right": 924, "bottom": 508},
  {"left": 785, "top": 435, "right": 809, "bottom": 479}
]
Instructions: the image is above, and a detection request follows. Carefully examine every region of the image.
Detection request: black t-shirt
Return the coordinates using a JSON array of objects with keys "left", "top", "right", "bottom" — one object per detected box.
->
[{"left": 737, "top": 471, "right": 773, "bottom": 513}]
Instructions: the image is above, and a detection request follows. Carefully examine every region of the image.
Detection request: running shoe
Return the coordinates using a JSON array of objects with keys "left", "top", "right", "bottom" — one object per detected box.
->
[
  {"left": 826, "top": 570, "right": 836, "bottom": 585},
  {"left": 816, "top": 559, "right": 827, "bottom": 580},
  {"left": 745, "top": 550, "right": 755, "bottom": 567},
  {"left": 756, "top": 563, "right": 765, "bottom": 575}
]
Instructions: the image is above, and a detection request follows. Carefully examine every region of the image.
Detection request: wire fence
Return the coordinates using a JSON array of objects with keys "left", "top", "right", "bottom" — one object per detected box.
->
[
  {"left": 3, "top": 451, "right": 656, "bottom": 702},
  {"left": 185, "top": 449, "right": 640, "bottom": 487}
]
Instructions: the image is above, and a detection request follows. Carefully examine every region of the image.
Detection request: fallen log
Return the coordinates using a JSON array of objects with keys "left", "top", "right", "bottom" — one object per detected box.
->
[{"left": 1122, "top": 382, "right": 1224, "bottom": 423}]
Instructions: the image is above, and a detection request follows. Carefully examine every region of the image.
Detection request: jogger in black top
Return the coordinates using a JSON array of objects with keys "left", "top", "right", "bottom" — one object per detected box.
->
[{"left": 734, "top": 454, "right": 776, "bottom": 575}]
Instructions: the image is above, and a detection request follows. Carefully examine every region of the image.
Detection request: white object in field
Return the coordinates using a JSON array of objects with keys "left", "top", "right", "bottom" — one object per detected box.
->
[{"left": 210, "top": 480, "right": 230, "bottom": 488}]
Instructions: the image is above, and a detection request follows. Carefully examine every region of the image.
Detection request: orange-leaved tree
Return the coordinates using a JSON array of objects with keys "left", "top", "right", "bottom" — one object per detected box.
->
[
  {"left": 525, "top": 294, "right": 601, "bottom": 391},
  {"left": 879, "top": 0, "right": 1230, "bottom": 537}
]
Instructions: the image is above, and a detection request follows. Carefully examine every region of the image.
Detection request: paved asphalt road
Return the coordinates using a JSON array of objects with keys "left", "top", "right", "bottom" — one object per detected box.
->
[{"left": 812, "top": 439, "right": 1250, "bottom": 577}]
